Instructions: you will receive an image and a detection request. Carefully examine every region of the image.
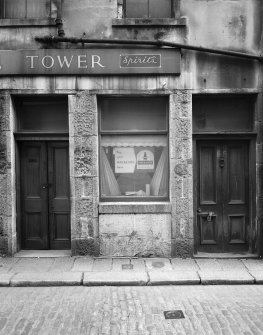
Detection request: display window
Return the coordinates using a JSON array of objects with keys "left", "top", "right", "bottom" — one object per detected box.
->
[{"left": 99, "top": 96, "right": 169, "bottom": 200}]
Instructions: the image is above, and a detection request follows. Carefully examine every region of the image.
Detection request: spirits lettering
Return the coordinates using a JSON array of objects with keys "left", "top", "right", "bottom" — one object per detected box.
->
[{"left": 120, "top": 54, "right": 161, "bottom": 68}]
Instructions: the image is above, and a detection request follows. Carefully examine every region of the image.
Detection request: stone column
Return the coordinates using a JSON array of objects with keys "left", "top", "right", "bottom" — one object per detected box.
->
[
  {"left": 69, "top": 92, "right": 99, "bottom": 256},
  {"left": 0, "top": 92, "right": 13, "bottom": 255},
  {"left": 170, "top": 90, "right": 194, "bottom": 257}
]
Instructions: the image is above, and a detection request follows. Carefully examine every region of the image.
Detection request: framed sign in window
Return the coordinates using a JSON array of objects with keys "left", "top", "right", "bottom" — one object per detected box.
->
[{"left": 99, "top": 96, "right": 169, "bottom": 201}]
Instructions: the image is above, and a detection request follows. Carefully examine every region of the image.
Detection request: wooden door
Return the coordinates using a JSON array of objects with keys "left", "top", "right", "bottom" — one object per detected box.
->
[
  {"left": 20, "top": 141, "right": 70, "bottom": 249},
  {"left": 196, "top": 141, "right": 249, "bottom": 253}
]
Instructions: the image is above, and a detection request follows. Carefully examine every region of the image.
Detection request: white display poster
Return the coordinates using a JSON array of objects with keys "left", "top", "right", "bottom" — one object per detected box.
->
[
  {"left": 137, "top": 150, "right": 154, "bottom": 170},
  {"left": 114, "top": 147, "right": 136, "bottom": 173}
]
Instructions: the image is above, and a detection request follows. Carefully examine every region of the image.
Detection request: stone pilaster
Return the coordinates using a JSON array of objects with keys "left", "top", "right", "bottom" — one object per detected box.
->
[
  {"left": 170, "top": 90, "right": 194, "bottom": 257},
  {"left": 0, "top": 92, "right": 13, "bottom": 255},
  {"left": 69, "top": 92, "right": 100, "bottom": 256}
]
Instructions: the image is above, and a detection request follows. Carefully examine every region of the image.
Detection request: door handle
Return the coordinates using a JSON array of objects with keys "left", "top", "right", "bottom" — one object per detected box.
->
[
  {"left": 197, "top": 209, "right": 215, "bottom": 222},
  {"left": 219, "top": 157, "right": 225, "bottom": 168},
  {"left": 42, "top": 185, "right": 48, "bottom": 189}
]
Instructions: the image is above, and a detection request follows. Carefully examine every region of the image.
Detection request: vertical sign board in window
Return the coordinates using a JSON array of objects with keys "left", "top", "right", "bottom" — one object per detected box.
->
[{"left": 99, "top": 97, "right": 169, "bottom": 200}]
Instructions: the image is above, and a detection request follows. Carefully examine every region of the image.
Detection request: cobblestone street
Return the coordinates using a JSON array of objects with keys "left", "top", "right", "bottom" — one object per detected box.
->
[{"left": 0, "top": 286, "right": 263, "bottom": 335}]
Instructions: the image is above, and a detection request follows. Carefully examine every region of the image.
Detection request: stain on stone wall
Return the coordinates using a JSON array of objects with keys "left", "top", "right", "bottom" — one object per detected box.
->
[{"left": 99, "top": 214, "right": 171, "bottom": 257}]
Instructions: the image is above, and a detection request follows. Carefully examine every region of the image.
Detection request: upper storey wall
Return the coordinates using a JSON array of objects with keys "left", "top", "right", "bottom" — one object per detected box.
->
[{"left": 0, "top": 0, "right": 261, "bottom": 53}]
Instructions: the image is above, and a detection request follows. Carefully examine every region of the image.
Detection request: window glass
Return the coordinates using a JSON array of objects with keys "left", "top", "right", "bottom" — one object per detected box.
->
[
  {"left": 125, "top": 0, "right": 148, "bottom": 18},
  {"left": 16, "top": 97, "right": 68, "bottom": 132},
  {"left": 2, "top": 0, "right": 51, "bottom": 19},
  {"left": 193, "top": 96, "right": 254, "bottom": 132},
  {"left": 101, "top": 97, "right": 167, "bottom": 131},
  {"left": 125, "top": 0, "right": 172, "bottom": 18},
  {"left": 149, "top": 0, "right": 172, "bottom": 18},
  {"left": 100, "top": 97, "right": 169, "bottom": 200}
]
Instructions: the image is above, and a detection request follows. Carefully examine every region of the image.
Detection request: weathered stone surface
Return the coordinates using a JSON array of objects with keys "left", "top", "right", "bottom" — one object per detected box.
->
[
  {"left": 74, "top": 176, "right": 99, "bottom": 199},
  {"left": 0, "top": 273, "right": 13, "bottom": 286},
  {"left": 73, "top": 136, "right": 98, "bottom": 177},
  {"left": 10, "top": 272, "right": 82, "bottom": 287},
  {"left": 73, "top": 111, "right": 98, "bottom": 137},
  {"left": 0, "top": 236, "right": 8, "bottom": 255},
  {"left": 99, "top": 203, "right": 171, "bottom": 214},
  {"left": 75, "top": 216, "right": 99, "bottom": 239},
  {"left": 145, "top": 258, "right": 173, "bottom": 271},
  {"left": 10, "top": 258, "right": 54, "bottom": 273},
  {"left": 112, "top": 258, "right": 131, "bottom": 271},
  {"left": 83, "top": 271, "right": 148, "bottom": 286},
  {"left": 173, "top": 118, "right": 192, "bottom": 140},
  {"left": 199, "top": 270, "right": 254, "bottom": 285},
  {"left": 171, "top": 238, "right": 194, "bottom": 258},
  {"left": 170, "top": 138, "right": 191, "bottom": 160},
  {"left": 171, "top": 258, "right": 199, "bottom": 271},
  {"left": 47, "top": 258, "right": 75, "bottom": 272},
  {"left": 196, "top": 259, "right": 223, "bottom": 271},
  {"left": 72, "top": 93, "right": 97, "bottom": 136},
  {"left": 174, "top": 163, "right": 189, "bottom": 176},
  {"left": 170, "top": 93, "right": 193, "bottom": 258},
  {"left": 249, "top": 271, "right": 263, "bottom": 284},
  {"left": 242, "top": 259, "right": 263, "bottom": 271},
  {"left": 92, "top": 258, "right": 112, "bottom": 271},
  {"left": 99, "top": 214, "right": 171, "bottom": 257},
  {"left": 75, "top": 197, "right": 96, "bottom": 217},
  {"left": 71, "top": 257, "right": 94, "bottom": 272},
  {"left": 170, "top": 91, "right": 192, "bottom": 119},
  {"left": 148, "top": 271, "right": 200, "bottom": 285},
  {"left": 73, "top": 238, "right": 100, "bottom": 256}
]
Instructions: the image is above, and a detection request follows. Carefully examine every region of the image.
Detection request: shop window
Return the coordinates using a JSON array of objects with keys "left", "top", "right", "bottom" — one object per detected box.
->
[
  {"left": 193, "top": 96, "right": 255, "bottom": 133},
  {"left": 99, "top": 97, "right": 169, "bottom": 201},
  {"left": 0, "top": 0, "right": 52, "bottom": 19},
  {"left": 15, "top": 96, "right": 68, "bottom": 133},
  {"left": 122, "top": 0, "right": 173, "bottom": 18}
]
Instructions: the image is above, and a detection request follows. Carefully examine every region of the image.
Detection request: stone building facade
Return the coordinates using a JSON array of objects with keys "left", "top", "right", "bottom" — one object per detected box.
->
[{"left": 0, "top": 0, "right": 262, "bottom": 257}]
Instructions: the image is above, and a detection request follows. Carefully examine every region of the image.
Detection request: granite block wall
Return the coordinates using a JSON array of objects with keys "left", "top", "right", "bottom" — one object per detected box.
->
[{"left": 69, "top": 92, "right": 100, "bottom": 256}]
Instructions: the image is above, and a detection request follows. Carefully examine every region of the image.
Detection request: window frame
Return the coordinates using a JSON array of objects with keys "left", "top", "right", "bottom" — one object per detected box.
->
[
  {"left": 0, "top": 0, "right": 58, "bottom": 23},
  {"left": 119, "top": 0, "right": 180, "bottom": 19},
  {"left": 99, "top": 95, "right": 170, "bottom": 202}
]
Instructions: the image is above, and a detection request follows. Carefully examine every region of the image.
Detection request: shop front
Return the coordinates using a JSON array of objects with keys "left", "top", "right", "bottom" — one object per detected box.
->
[{"left": 0, "top": 44, "right": 260, "bottom": 258}]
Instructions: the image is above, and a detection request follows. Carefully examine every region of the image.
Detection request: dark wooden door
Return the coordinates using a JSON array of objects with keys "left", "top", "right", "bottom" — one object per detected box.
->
[
  {"left": 20, "top": 141, "right": 70, "bottom": 249},
  {"left": 196, "top": 141, "right": 249, "bottom": 253}
]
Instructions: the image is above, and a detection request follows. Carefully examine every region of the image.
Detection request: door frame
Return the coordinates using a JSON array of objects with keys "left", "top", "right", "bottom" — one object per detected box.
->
[
  {"left": 193, "top": 134, "right": 257, "bottom": 254},
  {"left": 15, "top": 135, "right": 69, "bottom": 251}
]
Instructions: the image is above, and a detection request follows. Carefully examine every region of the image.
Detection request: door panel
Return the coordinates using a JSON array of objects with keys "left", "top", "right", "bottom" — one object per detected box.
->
[
  {"left": 199, "top": 146, "right": 217, "bottom": 205},
  {"left": 20, "top": 142, "right": 48, "bottom": 249},
  {"left": 198, "top": 142, "right": 223, "bottom": 252},
  {"left": 20, "top": 141, "right": 70, "bottom": 249},
  {"left": 223, "top": 142, "right": 248, "bottom": 251},
  {"left": 48, "top": 143, "right": 70, "bottom": 249},
  {"left": 197, "top": 141, "right": 249, "bottom": 253},
  {"left": 227, "top": 145, "right": 246, "bottom": 204}
]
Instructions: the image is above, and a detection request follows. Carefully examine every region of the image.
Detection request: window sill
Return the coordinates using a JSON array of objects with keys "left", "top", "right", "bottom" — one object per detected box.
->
[
  {"left": 99, "top": 202, "right": 171, "bottom": 214},
  {"left": 112, "top": 17, "right": 186, "bottom": 27},
  {"left": 0, "top": 18, "right": 56, "bottom": 27}
]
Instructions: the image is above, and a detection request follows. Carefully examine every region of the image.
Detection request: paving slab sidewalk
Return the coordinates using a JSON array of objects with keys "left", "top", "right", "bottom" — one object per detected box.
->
[{"left": 0, "top": 256, "right": 262, "bottom": 287}]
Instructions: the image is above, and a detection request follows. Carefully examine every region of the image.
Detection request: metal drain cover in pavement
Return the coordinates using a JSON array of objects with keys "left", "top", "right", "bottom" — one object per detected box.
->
[
  {"left": 122, "top": 264, "right": 133, "bottom": 270},
  {"left": 164, "top": 310, "right": 185, "bottom": 319}
]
